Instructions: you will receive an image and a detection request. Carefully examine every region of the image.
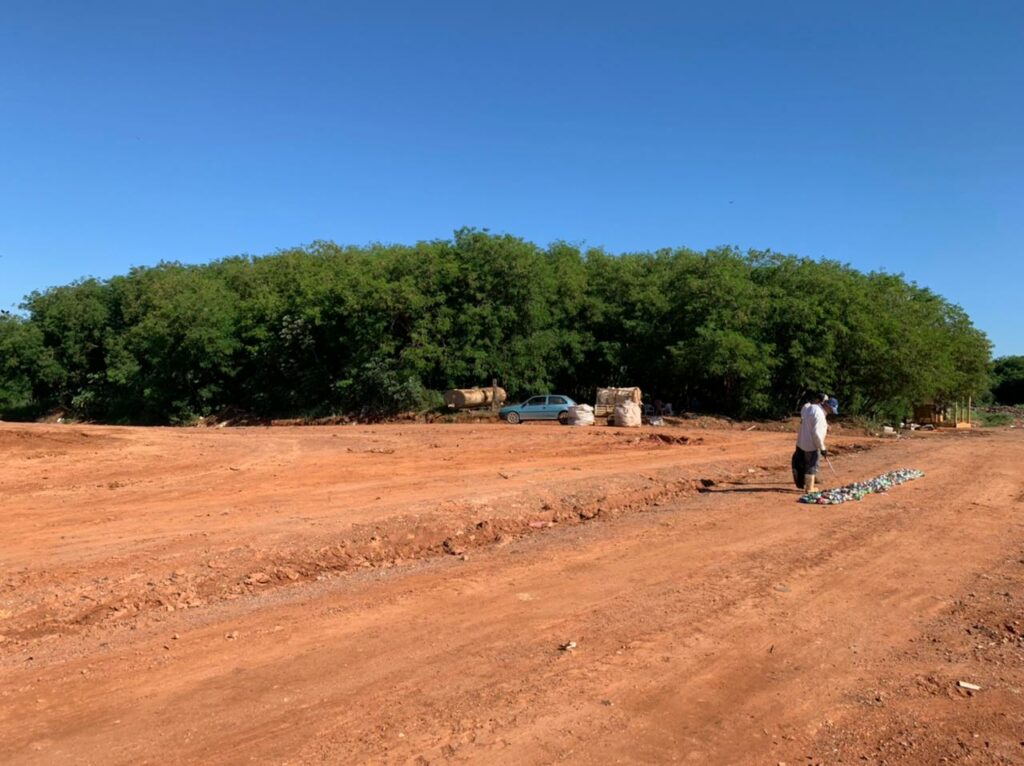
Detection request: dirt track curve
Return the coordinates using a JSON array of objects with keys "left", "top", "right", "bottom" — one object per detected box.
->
[{"left": 1, "top": 421, "right": 1023, "bottom": 765}]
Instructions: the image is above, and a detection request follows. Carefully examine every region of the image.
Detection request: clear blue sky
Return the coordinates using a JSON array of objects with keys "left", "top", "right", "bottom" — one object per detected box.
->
[{"left": 2, "top": 1, "right": 1021, "bottom": 355}]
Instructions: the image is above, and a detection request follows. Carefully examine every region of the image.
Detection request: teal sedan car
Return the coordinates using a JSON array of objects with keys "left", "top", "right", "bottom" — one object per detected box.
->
[{"left": 499, "top": 395, "right": 577, "bottom": 425}]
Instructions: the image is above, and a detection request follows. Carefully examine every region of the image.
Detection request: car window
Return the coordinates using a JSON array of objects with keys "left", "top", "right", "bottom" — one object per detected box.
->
[
  {"left": 526, "top": 396, "right": 546, "bottom": 406},
  {"left": 549, "top": 396, "right": 566, "bottom": 405}
]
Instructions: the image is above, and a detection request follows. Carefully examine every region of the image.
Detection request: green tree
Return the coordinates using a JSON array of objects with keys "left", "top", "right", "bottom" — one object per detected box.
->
[
  {"left": 0, "top": 312, "right": 61, "bottom": 417},
  {"left": 0, "top": 231, "right": 996, "bottom": 423},
  {"left": 992, "top": 355, "right": 1024, "bottom": 404}
]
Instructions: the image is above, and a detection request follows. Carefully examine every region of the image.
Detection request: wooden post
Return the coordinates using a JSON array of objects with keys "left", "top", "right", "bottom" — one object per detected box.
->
[{"left": 491, "top": 378, "right": 499, "bottom": 413}]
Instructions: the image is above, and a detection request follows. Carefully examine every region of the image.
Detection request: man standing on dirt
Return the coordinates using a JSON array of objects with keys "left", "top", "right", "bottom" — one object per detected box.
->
[{"left": 796, "top": 393, "right": 839, "bottom": 493}]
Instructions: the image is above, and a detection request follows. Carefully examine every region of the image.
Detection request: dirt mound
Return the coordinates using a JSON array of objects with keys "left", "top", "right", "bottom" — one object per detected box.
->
[{"left": 0, "top": 424, "right": 120, "bottom": 455}]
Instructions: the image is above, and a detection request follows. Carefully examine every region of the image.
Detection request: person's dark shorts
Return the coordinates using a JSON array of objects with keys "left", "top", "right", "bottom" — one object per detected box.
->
[{"left": 802, "top": 449, "right": 821, "bottom": 475}]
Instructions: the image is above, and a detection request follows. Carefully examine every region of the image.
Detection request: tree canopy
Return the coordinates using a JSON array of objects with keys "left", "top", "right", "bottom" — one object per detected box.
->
[
  {"left": 0, "top": 230, "right": 993, "bottom": 424},
  {"left": 992, "top": 356, "right": 1024, "bottom": 405}
]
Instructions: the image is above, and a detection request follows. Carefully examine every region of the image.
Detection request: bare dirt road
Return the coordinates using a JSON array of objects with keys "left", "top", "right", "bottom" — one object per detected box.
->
[{"left": 1, "top": 420, "right": 1023, "bottom": 765}]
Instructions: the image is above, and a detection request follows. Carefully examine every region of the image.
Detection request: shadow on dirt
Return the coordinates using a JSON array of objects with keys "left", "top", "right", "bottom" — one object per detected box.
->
[{"left": 698, "top": 487, "right": 801, "bottom": 495}]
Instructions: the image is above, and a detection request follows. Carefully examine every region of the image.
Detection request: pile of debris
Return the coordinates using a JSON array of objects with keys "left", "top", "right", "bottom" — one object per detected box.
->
[
  {"left": 982, "top": 404, "right": 1024, "bottom": 428},
  {"left": 800, "top": 469, "right": 924, "bottom": 505},
  {"left": 594, "top": 387, "right": 641, "bottom": 418},
  {"left": 592, "top": 387, "right": 643, "bottom": 427}
]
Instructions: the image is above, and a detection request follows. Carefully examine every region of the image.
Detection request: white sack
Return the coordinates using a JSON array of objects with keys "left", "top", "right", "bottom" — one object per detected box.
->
[
  {"left": 567, "top": 403, "right": 595, "bottom": 427},
  {"left": 613, "top": 401, "right": 642, "bottom": 427}
]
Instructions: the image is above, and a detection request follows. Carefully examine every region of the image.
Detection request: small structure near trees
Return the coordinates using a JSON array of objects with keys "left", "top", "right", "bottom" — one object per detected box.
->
[{"left": 914, "top": 399, "right": 973, "bottom": 428}]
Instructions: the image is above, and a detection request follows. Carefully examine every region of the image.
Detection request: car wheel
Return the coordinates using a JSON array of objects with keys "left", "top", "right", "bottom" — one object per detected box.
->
[
  {"left": 506, "top": 412, "right": 521, "bottom": 425},
  {"left": 557, "top": 411, "right": 569, "bottom": 425}
]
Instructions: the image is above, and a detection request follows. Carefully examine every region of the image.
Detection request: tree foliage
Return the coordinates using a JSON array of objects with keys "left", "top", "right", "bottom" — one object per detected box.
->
[
  {"left": 992, "top": 356, "right": 1024, "bottom": 405},
  {"left": 0, "top": 230, "right": 993, "bottom": 423}
]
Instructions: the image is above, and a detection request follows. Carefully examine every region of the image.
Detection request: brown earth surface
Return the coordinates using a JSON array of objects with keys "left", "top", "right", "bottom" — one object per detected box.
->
[{"left": 1, "top": 420, "right": 1023, "bottom": 765}]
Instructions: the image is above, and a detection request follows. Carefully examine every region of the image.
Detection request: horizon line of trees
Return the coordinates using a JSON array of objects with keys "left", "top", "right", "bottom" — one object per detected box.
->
[{"left": 0, "top": 229, "right": 1000, "bottom": 425}]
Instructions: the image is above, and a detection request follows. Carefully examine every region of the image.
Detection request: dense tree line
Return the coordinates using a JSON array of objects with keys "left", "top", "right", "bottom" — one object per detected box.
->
[
  {"left": 0, "top": 230, "right": 993, "bottom": 424},
  {"left": 991, "top": 356, "right": 1024, "bottom": 405}
]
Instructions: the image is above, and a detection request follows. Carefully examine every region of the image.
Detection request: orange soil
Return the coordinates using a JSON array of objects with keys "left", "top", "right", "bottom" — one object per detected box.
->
[{"left": 1, "top": 421, "right": 1022, "bottom": 764}]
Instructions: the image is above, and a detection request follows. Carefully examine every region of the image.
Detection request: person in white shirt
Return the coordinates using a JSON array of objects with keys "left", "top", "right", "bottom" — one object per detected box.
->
[{"left": 796, "top": 393, "right": 839, "bottom": 493}]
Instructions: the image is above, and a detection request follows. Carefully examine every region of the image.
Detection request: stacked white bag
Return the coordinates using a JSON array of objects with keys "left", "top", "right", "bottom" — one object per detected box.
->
[
  {"left": 566, "top": 403, "right": 595, "bottom": 426},
  {"left": 613, "top": 400, "right": 642, "bottom": 427}
]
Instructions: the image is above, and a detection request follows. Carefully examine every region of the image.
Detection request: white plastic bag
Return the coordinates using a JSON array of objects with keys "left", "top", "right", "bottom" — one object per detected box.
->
[
  {"left": 613, "top": 401, "right": 642, "bottom": 427},
  {"left": 566, "top": 403, "right": 595, "bottom": 426}
]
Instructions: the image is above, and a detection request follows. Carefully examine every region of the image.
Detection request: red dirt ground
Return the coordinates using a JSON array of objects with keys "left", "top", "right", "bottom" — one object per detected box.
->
[{"left": 1, "top": 420, "right": 1022, "bottom": 765}]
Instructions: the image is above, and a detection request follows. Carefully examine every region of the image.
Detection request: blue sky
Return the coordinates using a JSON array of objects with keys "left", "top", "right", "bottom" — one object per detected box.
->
[{"left": 2, "top": 1, "right": 1021, "bottom": 355}]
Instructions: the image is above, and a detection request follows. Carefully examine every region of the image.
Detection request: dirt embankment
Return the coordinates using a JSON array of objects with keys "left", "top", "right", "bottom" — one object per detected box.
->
[{"left": 1, "top": 421, "right": 1022, "bottom": 764}]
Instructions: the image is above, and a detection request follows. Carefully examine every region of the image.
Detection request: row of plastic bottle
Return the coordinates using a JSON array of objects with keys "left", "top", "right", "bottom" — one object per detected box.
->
[{"left": 799, "top": 468, "right": 925, "bottom": 505}]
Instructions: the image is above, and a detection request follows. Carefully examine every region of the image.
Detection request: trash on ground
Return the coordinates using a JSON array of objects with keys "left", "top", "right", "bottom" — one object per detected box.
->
[{"left": 799, "top": 469, "right": 924, "bottom": 505}]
